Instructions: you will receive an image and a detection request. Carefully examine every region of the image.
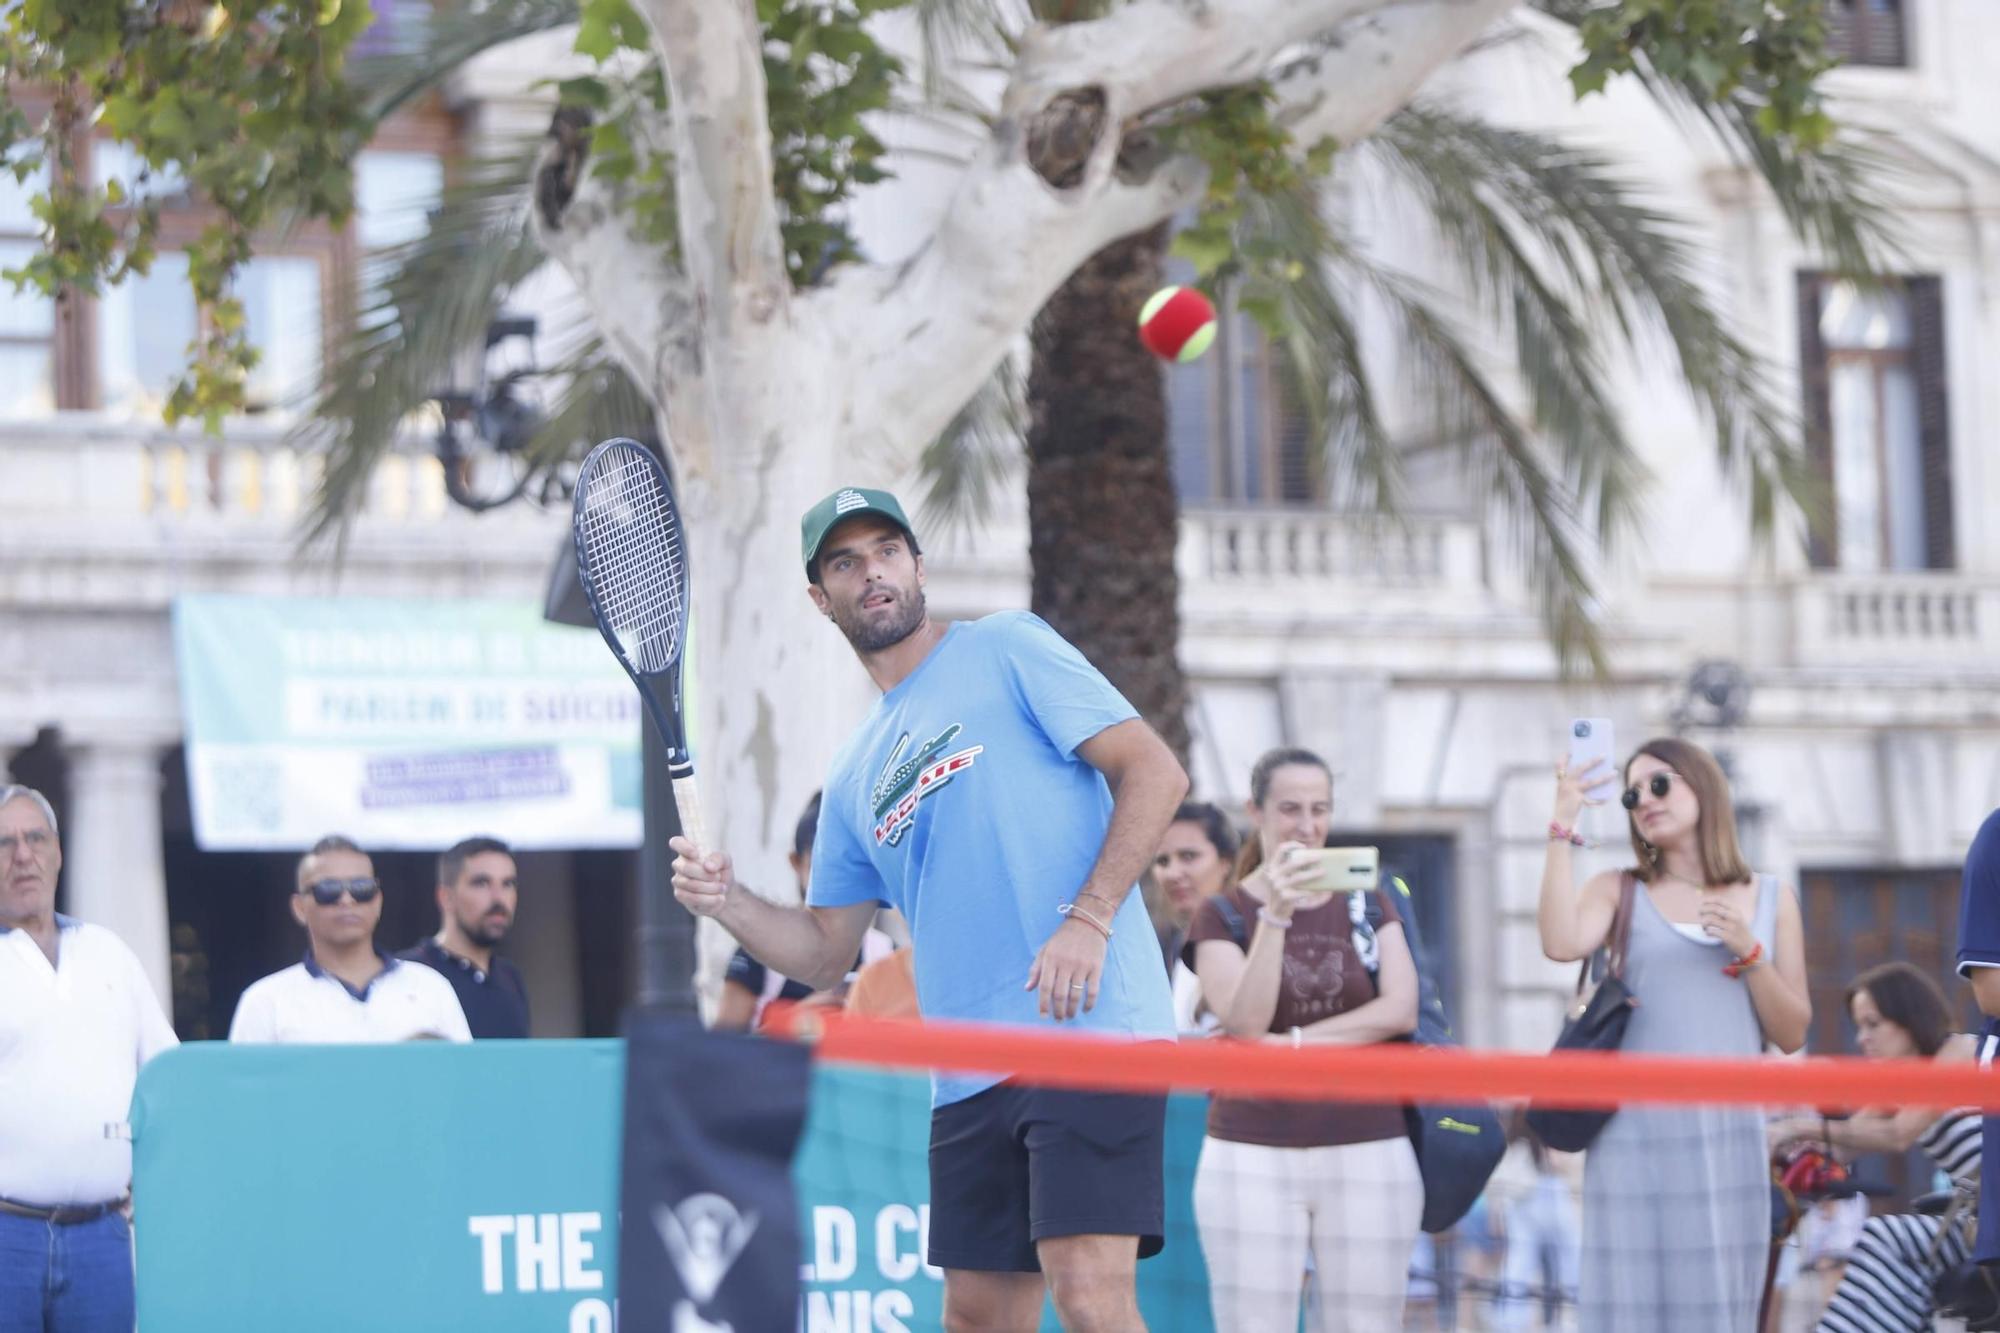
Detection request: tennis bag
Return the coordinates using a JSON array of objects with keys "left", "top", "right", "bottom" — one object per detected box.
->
[{"left": 1210, "top": 874, "right": 1505, "bottom": 1233}]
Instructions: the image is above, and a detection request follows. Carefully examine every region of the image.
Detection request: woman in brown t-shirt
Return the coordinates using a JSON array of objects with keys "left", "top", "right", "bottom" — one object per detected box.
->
[{"left": 1185, "top": 745, "right": 1423, "bottom": 1332}]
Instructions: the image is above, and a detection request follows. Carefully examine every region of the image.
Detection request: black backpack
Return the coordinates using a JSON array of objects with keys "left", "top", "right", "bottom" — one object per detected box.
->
[{"left": 1206, "top": 875, "right": 1505, "bottom": 1233}]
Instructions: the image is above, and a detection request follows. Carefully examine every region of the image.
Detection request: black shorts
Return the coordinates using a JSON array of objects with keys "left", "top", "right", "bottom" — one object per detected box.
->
[{"left": 927, "top": 1079, "right": 1167, "bottom": 1273}]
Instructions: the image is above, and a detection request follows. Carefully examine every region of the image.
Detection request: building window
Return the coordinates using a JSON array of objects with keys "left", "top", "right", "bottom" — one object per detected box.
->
[
  {"left": 238, "top": 255, "right": 326, "bottom": 412},
  {"left": 1166, "top": 276, "right": 1317, "bottom": 505},
  {"left": 1828, "top": 0, "right": 1908, "bottom": 68},
  {"left": 94, "top": 248, "right": 329, "bottom": 418},
  {"left": 97, "top": 252, "right": 196, "bottom": 418},
  {"left": 0, "top": 97, "right": 455, "bottom": 420},
  {"left": 0, "top": 161, "right": 57, "bottom": 419},
  {"left": 355, "top": 150, "right": 445, "bottom": 252},
  {"left": 352, "top": 0, "right": 433, "bottom": 59},
  {"left": 1797, "top": 273, "right": 1953, "bottom": 571}
]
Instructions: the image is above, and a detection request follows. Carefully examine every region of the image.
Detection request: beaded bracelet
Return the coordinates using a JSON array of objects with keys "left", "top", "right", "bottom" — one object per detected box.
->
[
  {"left": 1057, "top": 901, "right": 1113, "bottom": 940},
  {"left": 1547, "top": 821, "right": 1588, "bottom": 847},
  {"left": 1257, "top": 907, "right": 1293, "bottom": 931}
]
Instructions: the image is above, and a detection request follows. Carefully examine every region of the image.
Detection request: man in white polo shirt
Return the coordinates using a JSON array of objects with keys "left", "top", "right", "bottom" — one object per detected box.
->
[
  {"left": 0, "top": 784, "right": 176, "bottom": 1333},
  {"left": 229, "top": 834, "right": 471, "bottom": 1044}
]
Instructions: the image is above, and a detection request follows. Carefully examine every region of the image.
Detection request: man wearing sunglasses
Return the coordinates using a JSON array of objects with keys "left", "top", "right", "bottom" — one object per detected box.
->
[{"left": 229, "top": 835, "right": 471, "bottom": 1044}]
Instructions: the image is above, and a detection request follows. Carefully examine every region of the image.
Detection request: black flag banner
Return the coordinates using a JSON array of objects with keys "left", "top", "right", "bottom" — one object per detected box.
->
[{"left": 619, "top": 1011, "right": 812, "bottom": 1331}]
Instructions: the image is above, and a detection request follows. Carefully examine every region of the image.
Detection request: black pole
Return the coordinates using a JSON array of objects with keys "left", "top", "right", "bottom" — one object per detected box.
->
[
  {"left": 544, "top": 534, "right": 698, "bottom": 1015},
  {"left": 638, "top": 721, "right": 698, "bottom": 1012}
]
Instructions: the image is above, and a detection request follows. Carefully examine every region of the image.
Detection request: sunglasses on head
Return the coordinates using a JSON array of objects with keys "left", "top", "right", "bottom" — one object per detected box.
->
[
  {"left": 1620, "top": 772, "right": 1680, "bottom": 810},
  {"left": 301, "top": 877, "right": 381, "bottom": 906}
]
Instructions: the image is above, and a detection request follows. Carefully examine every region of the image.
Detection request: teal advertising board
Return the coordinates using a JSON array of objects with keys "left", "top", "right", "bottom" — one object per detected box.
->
[
  {"left": 171, "top": 595, "right": 643, "bottom": 850},
  {"left": 131, "top": 1043, "right": 1214, "bottom": 1331}
]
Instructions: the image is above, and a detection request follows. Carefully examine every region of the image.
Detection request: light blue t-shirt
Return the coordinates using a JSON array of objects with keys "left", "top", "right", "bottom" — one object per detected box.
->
[{"left": 808, "top": 612, "right": 1177, "bottom": 1105}]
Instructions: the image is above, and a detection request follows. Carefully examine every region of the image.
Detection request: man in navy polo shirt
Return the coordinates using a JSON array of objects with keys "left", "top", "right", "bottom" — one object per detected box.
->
[
  {"left": 1955, "top": 808, "right": 2000, "bottom": 1265},
  {"left": 401, "top": 836, "right": 531, "bottom": 1039}
]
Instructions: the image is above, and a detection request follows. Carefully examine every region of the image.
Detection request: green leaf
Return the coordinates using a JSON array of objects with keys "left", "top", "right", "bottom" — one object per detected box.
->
[
  {"left": 1170, "top": 226, "right": 1234, "bottom": 278},
  {"left": 574, "top": 0, "right": 646, "bottom": 60},
  {"left": 552, "top": 76, "right": 611, "bottom": 110},
  {"left": 1569, "top": 63, "right": 1611, "bottom": 98},
  {"left": 573, "top": 11, "right": 619, "bottom": 60}
]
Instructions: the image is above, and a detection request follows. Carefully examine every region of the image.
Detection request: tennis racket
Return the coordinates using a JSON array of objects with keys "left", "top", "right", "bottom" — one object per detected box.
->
[{"left": 571, "top": 437, "right": 706, "bottom": 853}]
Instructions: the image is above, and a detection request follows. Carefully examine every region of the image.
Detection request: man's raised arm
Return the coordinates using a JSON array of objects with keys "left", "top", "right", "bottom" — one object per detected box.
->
[{"left": 670, "top": 836, "right": 876, "bottom": 991}]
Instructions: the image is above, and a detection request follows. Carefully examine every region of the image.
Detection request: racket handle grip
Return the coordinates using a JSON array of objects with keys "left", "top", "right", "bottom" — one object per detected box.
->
[{"left": 671, "top": 775, "right": 707, "bottom": 855}]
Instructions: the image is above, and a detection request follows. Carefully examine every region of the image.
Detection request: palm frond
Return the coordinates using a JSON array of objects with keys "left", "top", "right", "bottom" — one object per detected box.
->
[
  {"left": 349, "top": 0, "right": 584, "bottom": 124},
  {"left": 1233, "top": 186, "right": 1404, "bottom": 514},
  {"left": 1530, "top": 0, "right": 1904, "bottom": 278},
  {"left": 914, "top": 356, "right": 1025, "bottom": 536},
  {"left": 1691, "top": 98, "right": 1908, "bottom": 280},
  {"left": 1216, "top": 170, "right": 1621, "bottom": 670},
  {"left": 1346, "top": 256, "right": 1612, "bottom": 675},
  {"left": 295, "top": 144, "right": 548, "bottom": 548},
  {"left": 522, "top": 328, "right": 660, "bottom": 467},
  {"left": 1367, "top": 104, "right": 1818, "bottom": 546}
]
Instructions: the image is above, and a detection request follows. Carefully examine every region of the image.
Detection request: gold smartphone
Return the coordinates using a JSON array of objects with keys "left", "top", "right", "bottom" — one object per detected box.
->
[{"left": 1285, "top": 846, "right": 1379, "bottom": 897}]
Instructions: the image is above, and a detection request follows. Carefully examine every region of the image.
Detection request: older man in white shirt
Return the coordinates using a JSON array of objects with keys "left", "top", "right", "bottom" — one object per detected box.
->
[
  {"left": 230, "top": 834, "right": 470, "bottom": 1044},
  {"left": 0, "top": 784, "right": 177, "bottom": 1333}
]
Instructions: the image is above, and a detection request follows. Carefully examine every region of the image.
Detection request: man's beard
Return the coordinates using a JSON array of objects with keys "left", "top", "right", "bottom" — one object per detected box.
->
[
  {"left": 833, "top": 585, "right": 926, "bottom": 653},
  {"left": 459, "top": 911, "right": 512, "bottom": 947}
]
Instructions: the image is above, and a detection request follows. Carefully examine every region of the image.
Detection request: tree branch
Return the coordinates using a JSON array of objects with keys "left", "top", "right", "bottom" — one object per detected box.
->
[
  {"left": 632, "top": 0, "right": 790, "bottom": 341},
  {"left": 810, "top": 146, "right": 1209, "bottom": 473},
  {"left": 1005, "top": 0, "right": 1401, "bottom": 129},
  {"left": 1273, "top": 0, "right": 1521, "bottom": 153},
  {"left": 532, "top": 114, "right": 716, "bottom": 475},
  {"left": 815, "top": 0, "right": 1520, "bottom": 474}
]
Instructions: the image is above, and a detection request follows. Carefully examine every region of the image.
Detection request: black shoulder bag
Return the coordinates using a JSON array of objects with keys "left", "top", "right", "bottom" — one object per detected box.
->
[{"left": 1525, "top": 872, "right": 1639, "bottom": 1153}]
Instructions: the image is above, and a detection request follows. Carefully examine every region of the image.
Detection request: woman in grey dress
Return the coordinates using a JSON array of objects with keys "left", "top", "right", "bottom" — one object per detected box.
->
[{"left": 1541, "top": 737, "right": 1812, "bottom": 1332}]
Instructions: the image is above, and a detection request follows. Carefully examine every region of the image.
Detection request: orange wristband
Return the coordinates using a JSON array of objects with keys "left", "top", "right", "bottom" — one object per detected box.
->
[{"left": 1723, "top": 941, "right": 1764, "bottom": 978}]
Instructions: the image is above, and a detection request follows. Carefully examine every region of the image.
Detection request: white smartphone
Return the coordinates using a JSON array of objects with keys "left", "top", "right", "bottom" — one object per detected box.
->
[
  {"left": 1567, "top": 718, "right": 1618, "bottom": 798},
  {"left": 1286, "top": 846, "right": 1379, "bottom": 897}
]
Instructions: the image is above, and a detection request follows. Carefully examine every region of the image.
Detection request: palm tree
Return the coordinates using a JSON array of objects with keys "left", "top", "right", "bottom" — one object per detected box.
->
[
  {"left": 307, "top": 0, "right": 1892, "bottom": 762},
  {"left": 899, "top": 2, "right": 1891, "bottom": 762}
]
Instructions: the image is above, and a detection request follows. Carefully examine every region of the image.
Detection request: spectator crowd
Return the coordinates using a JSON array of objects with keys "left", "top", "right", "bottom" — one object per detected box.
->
[{"left": 5, "top": 727, "right": 1996, "bottom": 1331}]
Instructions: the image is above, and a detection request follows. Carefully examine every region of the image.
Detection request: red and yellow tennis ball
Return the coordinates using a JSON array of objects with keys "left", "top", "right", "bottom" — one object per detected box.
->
[{"left": 1137, "top": 286, "right": 1218, "bottom": 363}]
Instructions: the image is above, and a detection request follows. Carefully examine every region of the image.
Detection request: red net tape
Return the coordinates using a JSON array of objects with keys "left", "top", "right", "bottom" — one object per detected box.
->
[{"left": 766, "top": 1008, "right": 1992, "bottom": 1111}]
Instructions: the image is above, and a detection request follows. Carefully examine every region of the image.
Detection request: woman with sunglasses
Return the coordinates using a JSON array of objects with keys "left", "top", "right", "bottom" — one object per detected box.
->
[{"left": 1542, "top": 737, "right": 1811, "bottom": 1332}]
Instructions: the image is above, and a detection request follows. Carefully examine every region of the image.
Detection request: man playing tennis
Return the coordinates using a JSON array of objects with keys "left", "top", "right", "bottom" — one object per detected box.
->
[{"left": 671, "top": 486, "right": 1183, "bottom": 1332}]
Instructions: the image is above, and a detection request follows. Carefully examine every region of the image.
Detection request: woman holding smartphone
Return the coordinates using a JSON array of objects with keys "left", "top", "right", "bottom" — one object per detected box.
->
[
  {"left": 1542, "top": 736, "right": 1810, "bottom": 1333},
  {"left": 1185, "top": 746, "right": 1422, "bottom": 1331}
]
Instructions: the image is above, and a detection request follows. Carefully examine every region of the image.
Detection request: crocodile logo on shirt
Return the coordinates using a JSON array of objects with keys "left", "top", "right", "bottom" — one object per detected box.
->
[{"left": 871, "top": 723, "right": 984, "bottom": 847}]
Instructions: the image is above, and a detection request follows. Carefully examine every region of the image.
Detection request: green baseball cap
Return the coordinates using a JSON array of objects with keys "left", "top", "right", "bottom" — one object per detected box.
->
[{"left": 800, "top": 486, "right": 918, "bottom": 578}]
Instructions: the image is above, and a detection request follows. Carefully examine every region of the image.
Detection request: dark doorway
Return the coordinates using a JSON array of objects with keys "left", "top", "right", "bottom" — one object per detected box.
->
[
  {"left": 1329, "top": 831, "right": 1461, "bottom": 1024},
  {"left": 159, "top": 746, "right": 637, "bottom": 1040},
  {"left": 1801, "top": 866, "right": 1968, "bottom": 1204}
]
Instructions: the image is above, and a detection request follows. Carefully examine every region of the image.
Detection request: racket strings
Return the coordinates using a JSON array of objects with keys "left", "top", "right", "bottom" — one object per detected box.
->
[{"left": 577, "top": 449, "right": 688, "bottom": 673}]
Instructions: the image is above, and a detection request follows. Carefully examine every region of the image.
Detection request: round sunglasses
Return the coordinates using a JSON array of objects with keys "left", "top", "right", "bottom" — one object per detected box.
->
[
  {"left": 1620, "top": 772, "right": 1682, "bottom": 810},
  {"left": 299, "top": 877, "right": 381, "bottom": 906}
]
